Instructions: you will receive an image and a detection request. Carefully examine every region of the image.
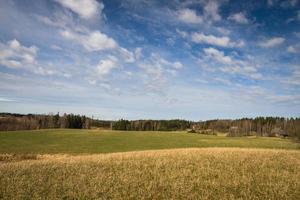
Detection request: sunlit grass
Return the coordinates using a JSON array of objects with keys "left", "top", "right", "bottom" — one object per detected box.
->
[
  {"left": 0, "top": 148, "right": 299, "bottom": 199},
  {"left": 0, "top": 129, "right": 298, "bottom": 154}
]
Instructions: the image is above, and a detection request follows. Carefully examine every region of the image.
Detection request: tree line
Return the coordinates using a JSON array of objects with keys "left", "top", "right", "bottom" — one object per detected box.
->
[
  {"left": 112, "top": 117, "right": 300, "bottom": 139},
  {"left": 112, "top": 119, "right": 192, "bottom": 131},
  {"left": 0, "top": 113, "right": 110, "bottom": 131},
  {"left": 193, "top": 117, "right": 300, "bottom": 139},
  {"left": 1, "top": 113, "right": 299, "bottom": 140}
]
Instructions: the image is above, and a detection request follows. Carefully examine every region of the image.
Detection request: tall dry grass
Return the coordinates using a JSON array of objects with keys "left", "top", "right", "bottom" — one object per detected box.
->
[{"left": 0, "top": 148, "right": 299, "bottom": 199}]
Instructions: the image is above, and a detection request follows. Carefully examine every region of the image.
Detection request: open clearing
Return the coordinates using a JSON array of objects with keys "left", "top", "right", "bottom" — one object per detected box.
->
[
  {"left": 1, "top": 148, "right": 300, "bottom": 199},
  {"left": 0, "top": 129, "right": 298, "bottom": 154},
  {"left": 0, "top": 129, "right": 299, "bottom": 199}
]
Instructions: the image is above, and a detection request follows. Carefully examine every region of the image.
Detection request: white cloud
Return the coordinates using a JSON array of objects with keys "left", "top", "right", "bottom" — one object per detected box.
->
[
  {"left": 118, "top": 47, "right": 135, "bottom": 63},
  {"left": 38, "top": 11, "right": 119, "bottom": 52},
  {"left": 176, "top": 1, "right": 221, "bottom": 25},
  {"left": 204, "top": 1, "right": 221, "bottom": 22},
  {"left": 134, "top": 48, "right": 142, "bottom": 60},
  {"left": 215, "top": 27, "right": 231, "bottom": 35},
  {"left": 0, "top": 39, "right": 65, "bottom": 76},
  {"left": 0, "top": 39, "right": 38, "bottom": 69},
  {"left": 259, "top": 37, "right": 285, "bottom": 48},
  {"left": 96, "top": 56, "right": 118, "bottom": 77},
  {"left": 203, "top": 47, "right": 234, "bottom": 65},
  {"left": 54, "top": 0, "right": 103, "bottom": 19},
  {"left": 287, "top": 45, "right": 297, "bottom": 53},
  {"left": 191, "top": 32, "right": 244, "bottom": 48},
  {"left": 228, "top": 12, "right": 249, "bottom": 24},
  {"left": 60, "top": 29, "right": 117, "bottom": 51},
  {"left": 173, "top": 61, "right": 183, "bottom": 69},
  {"left": 176, "top": 29, "right": 188, "bottom": 38},
  {"left": 177, "top": 8, "right": 203, "bottom": 24},
  {"left": 150, "top": 54, "right": 183, "bottom": 70},
  {"left": 201, "top": 47, "right": 262, "bottom": 80}
]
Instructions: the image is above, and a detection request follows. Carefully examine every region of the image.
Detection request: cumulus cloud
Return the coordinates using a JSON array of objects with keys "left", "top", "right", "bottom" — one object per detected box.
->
[
  {"left": 54, "top": 0, "right": 103, "bottom": 19},
  {"left": 204, "top": 0, "right": 221, "bottom": 22},
  {"left": 0, "top": 39, "right": 65, "bottom": 76},
  {"left": 60, "top": 29, "right": 117, "bottom": 51},
  {"left": 259, "top": 37, "right": 285, "bottom": 48},
  {"left": 176, "top": 1, "right": 221, "bottom": 24},
  {"left": 38, "top": 10, "right": 119, "bottom": 52},
  {"left": 201, "top": 47, "right": 262, "bottom": 80},
  {"left": 203, "top": 47, "right": 234, "bottom": 65},
  {"left": 228, "top": 12, "right": 249, "bottom": 24},
  {"left": 96, "top": 56, "right": 118, "bottom": 77},
  {"left": 0, "top": 39, "right": 38, "bottom": 68},
  {"left": 150, "top": 54, "right": 183, "bottom": 70},
  {"left": 215, "top": 27, "right": 231, "bottom": 35},
  {"left": 177, "top": 8, "right": 203, "bottom": 24},
  {"left": 173, "top": 61, "right": 183, "bottom": 69},
  {"left": 287, "top": 45, "right": 297, "bottom": 53},
  {"left": 191, "top": 32, "right": 244, "bottom": 48}
]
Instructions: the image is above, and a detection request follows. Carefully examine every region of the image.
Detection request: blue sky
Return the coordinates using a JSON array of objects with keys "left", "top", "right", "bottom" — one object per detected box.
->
[{"left": 0, "top": 0, "right": 299, "bottom": 120}]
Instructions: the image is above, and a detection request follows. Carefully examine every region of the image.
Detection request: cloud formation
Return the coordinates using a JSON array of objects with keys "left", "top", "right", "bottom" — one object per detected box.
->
[
  {"left": 0, "top": 39, "right": 38, "bottom": 68},
  {"left": 54, "top": 0, "right": 103, "bottom": 19},
  {"left": 191, "top": 32, "right": 244, "bottom": 48},
  {"left": 177, "top": 8, "right": 203, "bottom": 24},
  {"left": 96, "top": 56, "right": 119, "bottom": 77},
  {"left": 228, "top": 12, "right": 249, "bottom": 24},
  {"left": 0, "top": 0, "right": 299, "bottom": 119},
  {"left": 60, "top": 29, "right": 117, "bottom": 51},
  {"left": 259, "top": 37, "right": 285, "bottom": 48}
]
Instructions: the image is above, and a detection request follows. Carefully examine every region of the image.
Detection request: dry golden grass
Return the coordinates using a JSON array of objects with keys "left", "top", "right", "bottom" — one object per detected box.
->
[{"left": 1, "top": 148, "right": 299, "bottom": 199}]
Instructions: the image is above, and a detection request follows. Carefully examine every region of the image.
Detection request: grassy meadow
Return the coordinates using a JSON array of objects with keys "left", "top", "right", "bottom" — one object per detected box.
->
[
  {"left": 0, "top": 129, "right": 299, "bottom": 199},
  {"left": 0, "top": 129, "right": 298, "bottom": 154}
]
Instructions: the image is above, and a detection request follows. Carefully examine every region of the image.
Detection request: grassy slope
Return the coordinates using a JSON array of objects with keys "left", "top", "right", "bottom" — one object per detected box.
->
[
  {"left": 1, "top": 148, "right": 299, "bottom": 199},
  {"left": 0, "top": 129, "right": 298, "bottom": 154}
]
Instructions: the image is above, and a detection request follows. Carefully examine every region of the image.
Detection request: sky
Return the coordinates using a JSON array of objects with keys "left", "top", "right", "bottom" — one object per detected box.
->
[{"left": 0, "top": 0, "right": 299, "bottom": 120}]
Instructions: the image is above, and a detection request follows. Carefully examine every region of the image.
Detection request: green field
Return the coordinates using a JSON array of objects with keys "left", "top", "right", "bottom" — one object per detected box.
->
[
  {"left": 0, "top": 129, "right": 298, "bottom": 154},
  {"left": 1, "top": 129, "right": 299, "bottom": 199}
]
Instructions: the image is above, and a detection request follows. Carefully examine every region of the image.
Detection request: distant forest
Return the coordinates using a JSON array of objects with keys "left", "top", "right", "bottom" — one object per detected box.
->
[
  {"left": 0, "top": 113, "right": 111, "bottom": 131},
  {"left": 0, "top": 113, "right": 299, "bottom": 139},
  {"left": 112, "top": 118, "right": 300, "bottom": 139}
]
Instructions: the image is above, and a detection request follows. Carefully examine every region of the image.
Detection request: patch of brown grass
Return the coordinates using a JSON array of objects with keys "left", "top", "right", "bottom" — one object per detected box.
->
[
  {"left": 0, "top": 154, "right": 38, "bottom": 162},
  {"left": 0, "top": 148, "right": 299, "bottom": 199}
]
